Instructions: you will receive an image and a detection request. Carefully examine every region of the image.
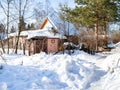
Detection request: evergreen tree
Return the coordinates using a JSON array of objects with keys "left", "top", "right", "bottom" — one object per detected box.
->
[
  {"left": 61, "top": 0, "right": 118, "bottom": 51},
  {"left": 10, "top": 26, "right": 16, "bottom": 33},
  {"left": 116, "top": 0, "right": 120, "bottom": 21},
  {"left": 30, "top": 23, "right": 35, "bottom": 30},
  {"left": 27, "top": 24, "right": 31, "bottom": 30},
  {"left": 27, "top": 23, "right": 35, "bottom": 30}
]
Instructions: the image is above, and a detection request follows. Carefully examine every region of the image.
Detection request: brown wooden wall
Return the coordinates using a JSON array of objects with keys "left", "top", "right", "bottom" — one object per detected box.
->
[
  {"left": 29, "top": 38, "right": 59, "bottom": 55},
  {"left": 29, "top": 38, "right": 47, "bottom": 55},
  {"left": 47, "top": 38, "right": 58, "bottom": 53}
]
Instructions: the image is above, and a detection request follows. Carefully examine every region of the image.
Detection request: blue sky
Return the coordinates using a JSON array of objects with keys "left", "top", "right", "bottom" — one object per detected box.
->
[
  {"left": 0, "top": 0, "right": 76, "bottom": 31},
  {"left": 0, "top": 0, "right": 119, "bottom": 30},
  {"left": 50, "top": 0, "right": 75, "bottom": 9},
  {"left": 0, "top": 0, "right": 75, "bottom": 21},
  {"left": 34, "top": 0, "right": 75, "bottom": 9}
]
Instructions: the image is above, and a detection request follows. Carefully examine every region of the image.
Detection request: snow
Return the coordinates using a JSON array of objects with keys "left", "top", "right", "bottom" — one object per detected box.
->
[
  {"left": 47, "top": 14, "right": 78, "bottom": 35},
  {"left": 114, "top": 42, "right": 120, "bottom": 47},
  {"left": 0, "top": 45, "right": 120, "bottom": 90},
  {"left": 27, "top": 29, "right": 66, "bottom": 39},
  {"left": 7, "top": 14, "right": 78, "bottom": 39},
  {"left": 107, "top": 41, "right": 114, "bottom": 48},
  {"left": 8, "top": 29, "right": 66, "bottom": 39}
]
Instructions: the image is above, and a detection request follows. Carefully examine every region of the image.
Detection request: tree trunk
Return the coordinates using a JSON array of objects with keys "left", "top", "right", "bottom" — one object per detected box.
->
[
  {"left": 7, "top": 1, "right": 10, "bottom": 54},
  {"left": 23, "top": 43, "right": 25, "bottom": 55},
  {"left": 67, "top": 21, "right": 71, "bottom": 55},
  {"left": 15, "top": 0, "right": 22, "bottom": 54},
  {"left": 96, "top": 16, "right": 99, "bottom": 52},
  {"left": 15, "top": 28, "right": 21, "bottom": 54},
  {"left": 104, "top": 18, "right": 108, "bottom": 47},
  {"left": 95, "top": 1, "right": 99, "bottom": 52},
  {"left": 0, "top": 40, "right": 5, "bottom": 53}
]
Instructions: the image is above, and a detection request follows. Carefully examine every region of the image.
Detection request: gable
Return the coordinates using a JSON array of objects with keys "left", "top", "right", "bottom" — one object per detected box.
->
[
  {"left": 40, "top": 18, "right": 48, "bottom": 29},
  {"left": 40, "top": 14, "right": 78, "bottom": 36},
  {"left": 40, "top": 17, "right": 57, "bottom": 30}
]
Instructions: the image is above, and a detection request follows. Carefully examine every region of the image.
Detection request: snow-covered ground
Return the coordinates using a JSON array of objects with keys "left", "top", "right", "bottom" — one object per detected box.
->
[{"left": 0, "top": 42, "right": 120, "bottom": 90}]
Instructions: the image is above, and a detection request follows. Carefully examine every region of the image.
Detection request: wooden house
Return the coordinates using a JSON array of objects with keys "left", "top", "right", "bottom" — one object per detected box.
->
[
  {"left": 7, "top": 15, "right": 78, "bottom": 55},
  {"left": 28, "top": 16, "right": 66, "bottom": 55},
  {"left": 28, "top": 29, "right": 66, "bottom": 55},
  {"left": 29, "top": 36, "right": 59, "bottom": 55},
  {"left": 8, "top": 31, "right": 30, "bottom": 54}
]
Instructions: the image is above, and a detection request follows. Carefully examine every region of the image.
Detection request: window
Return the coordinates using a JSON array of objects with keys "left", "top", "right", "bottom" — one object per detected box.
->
[{"left": 51, "top": 39, "right": 55, "bottom": 43}]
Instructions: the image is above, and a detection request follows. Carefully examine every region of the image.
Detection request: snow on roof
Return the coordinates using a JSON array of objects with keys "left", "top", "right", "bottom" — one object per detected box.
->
[
  {"left": 27, "top": 29, "right": 66, "bottom": 39},
  {"left": 8, "top": 29, "right": 66, "bottom": 39},
  {"left": 47, "top": 14, "right": 78, "bottom": 35},
  {"left": 8, "top": 31, "right": 29, "bottom": 37},
  {"left": 47, "top": 17, "right": 58, "bottom": 30},
  {"left": 8, "top": 14, "right": 77, "bottom": 40}
]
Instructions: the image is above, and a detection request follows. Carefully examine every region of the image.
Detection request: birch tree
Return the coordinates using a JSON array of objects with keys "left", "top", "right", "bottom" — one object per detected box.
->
[
  {"left": 12, "top": 0, "right": 31, "bottom": 54},
  {"left": 34, "top": 0, "right": 54, "bottom": 27},
  {"left": 0, "top": 0, "right": 13, "bottom": 54},
  {"left": 0, "top": 23, "right": 6, "bottom": 53}
]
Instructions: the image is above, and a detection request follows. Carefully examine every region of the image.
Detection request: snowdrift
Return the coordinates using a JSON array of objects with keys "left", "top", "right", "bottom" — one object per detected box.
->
[
  {"left": 0, "top": 51, "right": 103, "bottom": 90},
  {"left": 0, "top": 49, "right": 120, "bottom": 90}
]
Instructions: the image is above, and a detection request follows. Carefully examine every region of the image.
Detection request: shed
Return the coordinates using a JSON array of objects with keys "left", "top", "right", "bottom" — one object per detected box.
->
[
  {"left": 29, "top": 36, "right": 59, "bottom": 55},
  {"left": 28, "top": 29, "right": 66, "bottom": 55}
]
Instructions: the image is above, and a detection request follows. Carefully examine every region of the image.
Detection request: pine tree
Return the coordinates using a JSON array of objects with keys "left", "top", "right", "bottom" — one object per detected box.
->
[
  {"left": 10, "top": 26, "right": 16, "bottom": 33},
  {"left": 27, "top": 24, "right": 31, "bottom": 30},
  {"left": 61, "top": 0, "right": 118, "bottom": 51},
  {"left": 27, "top": 23, "right": 35, "bottom": 30},
  {"left": 30, "top": 23, "right": 35, "bottom": 30}
]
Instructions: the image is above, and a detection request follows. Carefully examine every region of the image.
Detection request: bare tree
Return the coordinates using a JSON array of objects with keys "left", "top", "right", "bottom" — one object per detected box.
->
[
  {"left": 12, "top": 0, "right": 30, "bottom": 54},
  {"left": 34, "top": 0, "right": 54, "bottom": 27},
  {"left": 59, "top": 11, "right": 68, "bottom": 35},
  {"left": 0, "top": 23, "right": 6, "bottom": 53},
  {"left": 0, "top": 0, "right": 33, "bottom": 54},
  {"left": 110, "top": 30, "right": 120, "bottom": 43},
  {"left": 78, "top": 28, "right": 96, "bottom": 51},
  {"left": 0, "top": 0, "right": 13, "bottom": 54}
]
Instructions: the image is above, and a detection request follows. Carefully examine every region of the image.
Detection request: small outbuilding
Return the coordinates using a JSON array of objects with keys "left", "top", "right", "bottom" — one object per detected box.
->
[
  {"left": 28, "top": 29, "right": 66, "bottom": 55},
  {"left": 29, "top": 37, "right": 59, "bottom": 55}
]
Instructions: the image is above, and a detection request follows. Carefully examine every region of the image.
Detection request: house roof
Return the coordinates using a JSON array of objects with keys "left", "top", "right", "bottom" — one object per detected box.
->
[
  {"left": 40, "top": 17, "right": 57, "bottom": 30},
  {"left": 8, "top": 29, "right": 66, "bottom": 39},
  {"left": 7, "top": 14, "right": 77, "bottom": 40},
  {"left": 8, "top": 30, "right": 32, "bottom": 38},
  {"left": 40, "top": 15, "right": 78, "bottom": 35},
  {"left": 27, "top": 29, "right": 66, "bottom": 39}
]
